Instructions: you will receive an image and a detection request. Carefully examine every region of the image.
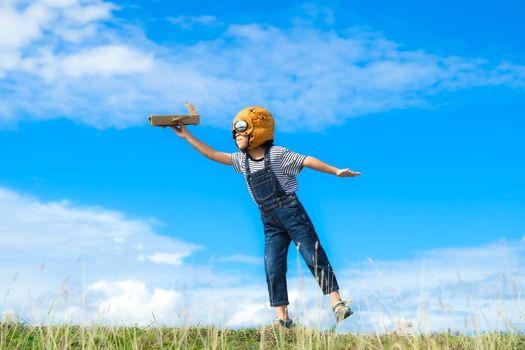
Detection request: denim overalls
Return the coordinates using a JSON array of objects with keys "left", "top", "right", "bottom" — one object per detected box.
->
[{"left": 245, "top": 148, "right": 340, "bottom": 307}]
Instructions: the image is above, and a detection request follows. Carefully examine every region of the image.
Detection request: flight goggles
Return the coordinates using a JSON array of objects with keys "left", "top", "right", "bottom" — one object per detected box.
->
[{"left": 233, "top": 120, "right": 249, "bottom": 133}]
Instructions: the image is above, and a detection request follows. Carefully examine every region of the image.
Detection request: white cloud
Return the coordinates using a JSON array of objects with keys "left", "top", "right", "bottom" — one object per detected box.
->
[
  {"left": 90, "top": 280, "right": 181, "bottom": 324},
  {"left": 218, "top": 254, "right": 263, "bottom": 265},
  {"left": 1, "top": 184, "right": 523, "bottom": 332},
  {"left": 168, "top": 15, "right": 217, "bottom": 30},
  {"left": 2, "top": 308, "right": 19, "bottom": 323},
  {"left": 63, "top": 2, "right": 116, "bottom": 24},
  {"left": 57, "top": 45, "right": 153, "bottom": 78},
  {"left": 0, "top": 186, "right": 218, "bottom": 324},
  {"left": 330, "top": 240, "right": 525, "bottom": 333},
  {"left": 0, "top": 0, "right": 136, "bottom": 80},
  {"left": 0, "top": 188, "right": 200, "bottom": 260},
  {"left": 0, "top": 0, "right": 114, "bottom": 50},
  {"left": 147, "top": 252, "right": 191, "bottom": 265},
  {"left": 0, "top": 3, "right": 524, "bottom": 130},
  {"left": 0, "top": 2, "right": 51, "bottom": 51},
  {"left": 226, "top": 302, "right": 267, "bottom": 327}
]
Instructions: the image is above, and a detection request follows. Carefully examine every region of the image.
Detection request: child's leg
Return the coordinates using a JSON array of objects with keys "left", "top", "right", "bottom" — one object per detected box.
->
[
  {"left": 295, "top": 231, "right": 339, "bottom": 296},
  {"left": 262, "top": 212, "right": 292, "bottom": 315},
  {"left": 275, "top": 305, "right": 289, "bottom": 320},
  {"left": 329, "top": 290, "right": 344, "bottom": 305},
  {"left": 284, "top": 205, "right": 340, "bottom": 296}
]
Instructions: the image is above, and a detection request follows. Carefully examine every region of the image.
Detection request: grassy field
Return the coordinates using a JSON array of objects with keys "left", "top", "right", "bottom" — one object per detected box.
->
[{"left": 1, "top": 322, "right": 524, "bottom": 349}]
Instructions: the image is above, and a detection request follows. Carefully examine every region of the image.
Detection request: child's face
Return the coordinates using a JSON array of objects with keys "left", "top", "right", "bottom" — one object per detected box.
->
[{"left": 234, "top": 133, "right": 249, "bottom": 150}]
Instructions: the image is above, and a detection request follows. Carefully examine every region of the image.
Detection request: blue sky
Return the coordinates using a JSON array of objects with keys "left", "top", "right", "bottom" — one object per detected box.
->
[{"left": 1, "top": 0, "right": 524, "bottom": 332}]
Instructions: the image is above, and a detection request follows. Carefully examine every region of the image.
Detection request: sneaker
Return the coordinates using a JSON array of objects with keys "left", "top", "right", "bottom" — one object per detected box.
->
[
  {"left": 332, "top": 301, "right": 353, "bottom": 322},
  {"left": 272, "top": 318, "right": 293, "bottom": 329}
]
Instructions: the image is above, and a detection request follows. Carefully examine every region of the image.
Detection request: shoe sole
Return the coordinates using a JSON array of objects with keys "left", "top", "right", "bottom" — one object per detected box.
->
[
  {"left": 336, "top": 308, "right": 353, "bottom": 322},
  {"left": 272, "top": 319, "right": 293, "bottom": 329}
]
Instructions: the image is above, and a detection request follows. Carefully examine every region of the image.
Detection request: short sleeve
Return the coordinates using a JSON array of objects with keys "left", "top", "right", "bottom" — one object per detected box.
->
[
  {"left": 280, "top": 147, "right": 307, "bottom": 176},
  {"left": 231, "top": 152, "right": 245, "bottom": 174}
]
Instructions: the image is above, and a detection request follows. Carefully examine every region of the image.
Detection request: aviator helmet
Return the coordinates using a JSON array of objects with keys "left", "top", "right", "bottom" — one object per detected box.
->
[{"left": 231, "top": 106, "right": 274, "bottom": 150}]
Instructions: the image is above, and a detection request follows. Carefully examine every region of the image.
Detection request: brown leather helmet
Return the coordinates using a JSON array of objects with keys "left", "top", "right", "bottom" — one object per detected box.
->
[{"left": 231, "top": 106, "right": 275, "bottom": 150}]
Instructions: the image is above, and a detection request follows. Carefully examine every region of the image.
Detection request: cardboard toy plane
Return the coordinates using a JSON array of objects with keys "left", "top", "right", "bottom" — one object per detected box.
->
[{"left": 148, "top": 102, "right": 200, "bottom": 126}]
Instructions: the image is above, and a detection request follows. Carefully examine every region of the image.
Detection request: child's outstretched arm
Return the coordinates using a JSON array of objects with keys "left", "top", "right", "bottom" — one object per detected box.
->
[
  {"left": 169, "top": 122, "right": 232, "bottom": 165},
  {"left": 303, "top": 156, "right": 361, "bottom": 177}
]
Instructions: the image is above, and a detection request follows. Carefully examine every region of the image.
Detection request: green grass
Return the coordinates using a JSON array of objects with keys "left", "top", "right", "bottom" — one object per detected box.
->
[{"left": 1, "top": 322, "right": 524, "bottom": 349}]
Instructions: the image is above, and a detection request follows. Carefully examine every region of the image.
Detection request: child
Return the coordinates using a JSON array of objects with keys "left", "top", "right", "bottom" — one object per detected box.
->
[{"left": 169, "top": 106, "right": 361, "bottom": 328}]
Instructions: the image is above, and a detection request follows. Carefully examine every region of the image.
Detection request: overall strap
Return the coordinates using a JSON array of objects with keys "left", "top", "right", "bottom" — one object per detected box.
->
[
  {"left": 263, "top": 147, "right": 271, "bottom": 167},
  {"left": 244, "top": 152, "right": 250, "bottom": 174},
  {"left": 244, "top": 147, "right": 272, "bottom": 174}
]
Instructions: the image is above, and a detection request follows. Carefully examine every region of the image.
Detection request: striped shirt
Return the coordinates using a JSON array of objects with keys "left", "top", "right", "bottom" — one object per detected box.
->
[{"left": 231, "top": 146, "right": 307, "bottom": 203}]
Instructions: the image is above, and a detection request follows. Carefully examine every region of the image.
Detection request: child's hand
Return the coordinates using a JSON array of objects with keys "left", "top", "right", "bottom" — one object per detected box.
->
[
  {"left": 169, "top": 122, "right": 189, "bottom": 139},
  {"left": 336, "top": 168, "right": 361, "bottom": 177}
]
